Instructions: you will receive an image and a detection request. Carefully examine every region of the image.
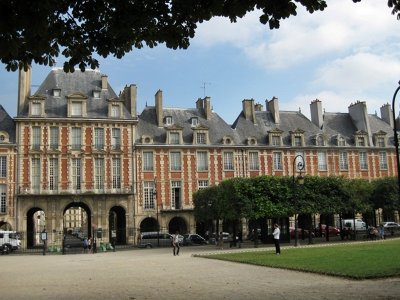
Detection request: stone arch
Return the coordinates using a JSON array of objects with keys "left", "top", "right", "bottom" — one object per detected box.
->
[
  {"left": 168, "top": 216, "right": 187, "bottom": 234},
  {"left": 109, "top": 206, "right": 126, "bottom": 245},
  {"left": 26, "top": 207, "right": 46, "bottom": 249},
  {"left": 139, "top": 217, "right": 158, "bottom": 233},
  {"left": 0, "top": 221, "right": 13, "bottom": 231},
  {"left": 63, "top": 202, "right": 92, "bottom": 238}
]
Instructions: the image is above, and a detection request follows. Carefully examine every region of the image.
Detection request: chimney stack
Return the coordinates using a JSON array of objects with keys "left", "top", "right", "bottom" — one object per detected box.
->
[
  {"left": 380, "top": 103, "right": 394, "bottom": 128},
  {"left": 101, "top": 75, "right": 108, "bottom": 90},
  {"left": 18, "top": 66, "right": 32, "bottom": 115},
  {"left": 310, "top": 99, "right": 323, "bottom": 129},
  {"left": 348, "top": 101, "right": 373, "bottom": 145},
  {"left": 204, "top": 97, "right": 212, "bottom": 120},
  {"left": 155, "top": 90, "right": 163, "bottom": 127},
  {"left": 242, "top": 99, "right": 256, "bottom": 124},
  {"left": 267, "top": 97, "right": 280, "bottom": 124}
]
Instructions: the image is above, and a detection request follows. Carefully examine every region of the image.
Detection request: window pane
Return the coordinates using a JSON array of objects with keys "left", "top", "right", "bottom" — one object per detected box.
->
[
  {"left": 198, "top": 180, "right": 208, "bottom": 190},
  {"left": 94, "top": 158, "right": 104, "bottom": 189},
  {"left": 248, "top": 152, "right": 259, "bottom": 170},
  {"left": 71, "top": 102, "right": 82, "bottom": 116},
  {"left": 144, "top": 181, "right": 155, "bottom": 209},
  {"left": 71, "top": 158, "right": 81, "bottom": 190},
  {"left": 94, "top": 128, "right": 104, "bottom": 150},
  {"left": 32, "top": 127, "right": 41, "bottom": 150},
  {"left": 223, "top": 152, "right": 234, "bottom": 170},
  {"left": 143, "top": 152, "right": 153, "bottom": 171},
  {"left": 0, "top": 156, "right": 6, "bottom": 177},
  {"left": 0, "top": 185, "right": 6, "bottom": 213},
  {"left": 273, "top": 152, "right": 282, "bottom": 170},
  {"left": 31, "top": 158, "right": 40, "bottom": 192},
  {"left": 32, "top": 103, "right": 41, "bottom": 115},
  {"left": 379, "top": 151, "right": 388, "bottom": 170},
  {"left": 112, "top": 159, "right": 121, "bottom": 189},
  {"left": 359, "top": 152, "right": 368, "bottom": 170},
  {"left": 170, "top": 152, "right": 181, "bottom": 171},
  {"left": 49, "top": 158, "right": 58, "bottom": 191},
  {"left": 50, "top": 127, "right": 59, "bottom": 150},
  {"left": 339, "top": 151, "right": 348, "bottom": 170},
  {"left": 111, "top": 105, "right": 120, "bottom": 117},
  {"left": 197, "top": 132, "right": 206, "bottom": 144},
  {"left": 71, "top": 127, "right": 81, "bottom": 150},
  {"left": 111, "top": 128, "right": 121, "bottom": 150},
  {"left": 197, "top": 151, "right": 208, "bottom": 171},
  {"left": 170, "top": 132, "right": 179, "bottom": 144},
  {"left": 318, "top": 151, "right": 327, "bottom": 171}
]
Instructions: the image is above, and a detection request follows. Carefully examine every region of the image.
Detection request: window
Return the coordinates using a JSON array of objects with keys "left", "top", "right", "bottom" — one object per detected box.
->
[
  {"left": 198, "top": 180, "right": 209, "bottom": 190},
  {"left": 112, "top": 159, "right": 121, "bottom": 189},
  {"left": 71, "top": 102, "right": 83, "bottom": 116},
  {"left": 271, "top": 135, "right": 281, "bottom": 146},
  {"left": 197, "top": 151, "right": 208, "bottom": 171},
  {"left": 94, "top": 158, "right": 104, "bottom": 190},
  {"left": 31, "top": 158, "right": 40, "bottom": 192},
  {"left": 0, "top": 156, "right": 6, "bottom": 177},
  {"left": 0, "top": 185, "right": 6, "bottom": 213},
  {"left": 171, "top": 181, "right": 181, "bottom": 209},
  {"left": 32, "top": 126, "right": 41, "bottom": 150},
  {"left": 377, "top": 137, "right": 385, "bottom": 147},
  {"left": 169, "top": 132, "right": 180, "bottom": 144},
  {"left": 71, "top": 127, "right": 82, "bottom": 150},
  {"left": 143, "top": 151, "right": 154, "bottom": 171},
  {"left": 165, "top": 116, "right": 172, "bottom": 125},
  {"left": 53, "top": 89, "right": 61, "bottom": 97},
  {"left": 357, "top": 136, "right": 366, "bottom": 147},
  {"left": 31, "top": 103, "right": 41, "bottom": 116},
  {"left": 111, "top": 128, "right": 121, "bottom": 150},
  {"left": 144, "top": 181, "right": 155, "bottom": 209},
  {"left": 94, "top": 128, "right": 104, "bottom": 150},
  {"left": 111, "top": 104, "right": 120, "bottom": 118},
  {"left": 93, "top": 90, "right": 101, "bottom": 98},
  {"left": 248, "top": 152, "right": 259, "bottom": 170},
  {"left": 71, "top": 158, "right": 81, "bottom": 190},
  {"left": 379, "top": 151, "right": 388, "bottom": 170},
  {"left": 170, "top": 152, "right": 181, "bottom": 171},
  {"left": 318, "top": 151, "right": 327, "bottom": 171},
  {"left": 48, "top": 158, "right": 58, "bottom": 191},
  {"left": 338, "top": 136, "right": 346, "bottom": 146},
  {"left": 191, "top": 117, "right": 198, "bottom": 126},
  {"left": 294, "top": 136, "right": 302, "bottom": 147},
  {"left": 339, "top": 151, "right": 348, "bottom": 170},
  {"left": 359, "top": 152, "right": 368, "bottom": 170},
  {"left": 196, "top": 132, "right": 206, "bottom": 144},
  {"left": 273, "top": 152, "right": 283, "bottom": 170},
  {"left": 50, "top": 127, "right": 59, "bottom": 150},
  {"left": 223, "top": 152, "right": 234, "bottom": 170}
]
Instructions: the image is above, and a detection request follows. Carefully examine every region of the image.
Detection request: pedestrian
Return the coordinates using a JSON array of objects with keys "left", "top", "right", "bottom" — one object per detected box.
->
[
  {"left": 273, "top": 224, "right": 280, "bottom": 255},
  {"left": 379, "top": 224, "right": 385, "bottom": 240},
  {"left": 218, "top": 231, "right": 224, "bottom": 250},
  {"left": 172, "top": 231, "right": 180, "bottom": 256},
  {"left": 88, "top": 236, "right": 92, "bottom": 253},
  {"left": 83, "top": 237, "right": 88, "bottom": 253}
]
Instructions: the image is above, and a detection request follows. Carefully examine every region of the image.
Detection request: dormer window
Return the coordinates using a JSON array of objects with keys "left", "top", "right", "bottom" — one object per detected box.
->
[
  {"left": 373, "top": 131, "right": 387, "bottom": 147},
  {"left": 191, "top": 117, "right": 199, "bottom": 126},
  {"left": 71, "top": 102, "right": 82, "bottom": 116},
  {"left": 28, "top": 96, "right": 45, "bottom": 117},
  {"left": 316, "top": 134, "right": 325, "bottom": 146},
  {"left": 53, "top": 89, "right": 61, "bottom": 97},
  {"left": 93, "top": 90, "right": 101, "bottom": 98},
  {"left": 31, "top": 103, "right": 41, "bottom": 116},
  {"left": 272, "top": 136, "right": 281, "bottom": 146},
  {"left": 111, "top": 104, "right": 121, "bottom": 118},
  {"left": 289, "top": 129, "right": 305, "bottom": 147},
  {"left": 67, "top": 93, "right": 88, "bottom": 117},
  {"left": 337, "top": 135, "right": 346, "bottom": 146},
  {"left": 0, "top": 132, "right": 9, "bottom": 143},
  {"left": 268, "top": 128, "right": 283, "bottom": 147},
  {"left": 357, "top": 136, "right": 366, "bottom": 146},
  {"left": 197, "top": 132, "right": 206, "bottom": 144},
  {"left": 141, "top": 135, "right": 153, "bottom": 144},
  {"left": 169, "top": 132, "right": 180, "bottom": 144},
  {"left": 247, "top": 137, "right": 257, "bottom": 146},
  {"left": 222, "top": 136, "right": 234, "bottom": 145},
  {"left": 165, "top": 116, "right": 173, "bottom": 125}
]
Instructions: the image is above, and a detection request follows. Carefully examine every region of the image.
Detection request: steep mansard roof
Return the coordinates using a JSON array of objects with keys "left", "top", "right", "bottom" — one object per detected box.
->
[
  {"left": 19, "top": 68, "right": 133, "bottom": 119},
  {"left": 0, "top": 105, "right": 15, "bottom": 143},
  {"left": 137, "top": 106, "right": 240, "bottom": 145}
]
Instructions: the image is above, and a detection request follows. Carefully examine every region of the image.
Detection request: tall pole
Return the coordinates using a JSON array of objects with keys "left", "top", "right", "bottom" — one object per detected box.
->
[
  {"left": 292, "top": 154, "right": 305, "bottom": 247},
  {"left": 154, "top": 178, "right": 159, "bottom": 247},
  {"left": 392, "top": 81, "right": 400, "bottom": 195}
]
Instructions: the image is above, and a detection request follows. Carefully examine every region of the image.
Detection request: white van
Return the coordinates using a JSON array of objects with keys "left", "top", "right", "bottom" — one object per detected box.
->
[
  {"left": 0, "top": 231, "right": 21, "bottom": 253},
  {"left": 138, "top": 232, "right": 173, "bottom": 248},
  {"left": 342, "top": 219, "right": 367, "bottom": 231}
]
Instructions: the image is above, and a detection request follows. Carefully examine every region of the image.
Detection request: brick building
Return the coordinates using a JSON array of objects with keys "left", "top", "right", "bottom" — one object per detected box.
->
[{"left": 0, "top": 68, "right": 398, "bottom": 248}]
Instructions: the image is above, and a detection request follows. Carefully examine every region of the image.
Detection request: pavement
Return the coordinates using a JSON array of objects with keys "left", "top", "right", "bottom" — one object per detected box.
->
[{"left": 0, "top": 239, "right": 399, "bottom": 300}]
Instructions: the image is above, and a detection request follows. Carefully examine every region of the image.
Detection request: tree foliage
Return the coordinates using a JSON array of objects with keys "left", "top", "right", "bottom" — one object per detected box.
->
[{"left": 1, "top": 0, "right": 399, "bottom": 72}]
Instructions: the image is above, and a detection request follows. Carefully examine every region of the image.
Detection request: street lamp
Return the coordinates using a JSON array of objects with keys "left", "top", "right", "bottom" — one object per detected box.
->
[
  {"left": 153, "top": 179, "right": 159, "bottom": 247},
  {"left": 292, "top": 154, "right": 305, "bottom": 247},
  {"left": 391, "top": 81, "right": 400, "bottom": 196}
]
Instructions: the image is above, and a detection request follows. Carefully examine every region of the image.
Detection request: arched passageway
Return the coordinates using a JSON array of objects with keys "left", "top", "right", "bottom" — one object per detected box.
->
[
  {"left": 168, "top": 217, "right": 187, "bottom": 234},
  {"left": 26, "top": 207, "right": 45, "bottom": 248},
  {"left": 140, "top": 217, "right": 158, "bottom": 233},
  {"left": 109, "top": 206, "right": 126, "bottom": 245}
]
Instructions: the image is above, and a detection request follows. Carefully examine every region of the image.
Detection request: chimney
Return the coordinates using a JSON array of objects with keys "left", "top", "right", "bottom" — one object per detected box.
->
[
  {"left": 196, "top": 98, "right": 203, "bottom": 111},
  {"left": 267, "top": 97, "right": 280, "bottom": 124},
  {"left": 18, "top": 66, "right": 32, "bottom": 115},
  {"left": 122, "top": 84, "right": 138, "bottom": 118},
  {"left": 380, "top": 103, "right": 394, "bottom": 128},
  {"left": 254, "top": 103, "right": 263, "bottom": 111},
  {"left": 242, "top": 99, "right": 256, "bottom": 123},
  {"left": 204, "top": 97, "right": 212, "bottom": 120},
  {"left": 155, "top": 90, "right": 163, "bottom": 127},
  {"left": 101, "top": 75, "right": 108, "bottom": 90},
  {"left": 348, "top": 101, "right": 373, "bottom": 145},
  {"left": 310, "top": 99, "right": 323, "bottom": 129}
]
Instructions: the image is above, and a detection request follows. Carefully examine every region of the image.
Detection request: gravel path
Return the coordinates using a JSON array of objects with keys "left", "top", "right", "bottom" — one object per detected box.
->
[{"left": 0, "top": 244, "right": 399, "bottom": 300}]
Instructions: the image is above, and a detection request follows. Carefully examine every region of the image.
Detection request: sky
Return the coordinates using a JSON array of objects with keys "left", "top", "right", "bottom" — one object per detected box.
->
[{"left": 1, "top": 0, "right": 400, "bottom": 124}]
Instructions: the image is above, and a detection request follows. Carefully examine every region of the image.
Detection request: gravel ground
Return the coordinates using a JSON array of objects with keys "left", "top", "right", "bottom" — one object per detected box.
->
[{"left": 0, "top": 242, "right": 399, "bottom": 300}]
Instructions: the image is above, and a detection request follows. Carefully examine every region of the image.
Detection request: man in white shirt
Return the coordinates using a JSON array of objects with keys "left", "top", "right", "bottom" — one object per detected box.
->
[
  {"left": 273, "top": 224, "right": 280, "bottom": 255},
  {"left": 172, "top": 231, "right": 180, "bottom": 256}
]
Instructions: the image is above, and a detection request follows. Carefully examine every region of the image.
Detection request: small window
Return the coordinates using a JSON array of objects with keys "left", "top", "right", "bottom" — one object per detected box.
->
[
  {"left": 191, "top": 117, "right": 199, "bottom": 126},
  {"left": 71, "top": 102, "right": 83, "bottom": 117},
  {"left": 357, "top": 136, "right": 366, "bottom": 147},
  {"left": 377, "top": 137, "right": 385, "bottom": 147},
  {"left": 294, "top": 136, "right": 302, "bottom": 147},
  {"left": 53, "top": 89, "right": 61, "bottom": 97},
  {"left": 111, "top": 104, "right": 120, "bottom": 118},
  {"left": 31, "top": 103, "right": 41, "bottom": 116},
  {"left": 271, "top": 136, "right": 281, "bottom": 146},
  {"left": 165, "top": 116, "right": 173, "bottom": 125},
  {"left": 0, "top": 135, "right": 4, "bottom": 142},
  {"left": 337, "top": 136, "right": 346, "bottom": 146},
  {"left": 169, "top": 132, "right": 180, "bottom": 144},
  {"left": 197, "top": 132, "right": 206, "bottom": 144},
  {"left": 93, "top": 90, "right": 101, "bottom": 98}
]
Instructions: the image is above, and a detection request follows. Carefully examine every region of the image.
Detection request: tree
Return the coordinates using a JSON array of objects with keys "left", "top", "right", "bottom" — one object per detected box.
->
[{"left": 1, "top": 1, "right": 399, "bottom": 72}]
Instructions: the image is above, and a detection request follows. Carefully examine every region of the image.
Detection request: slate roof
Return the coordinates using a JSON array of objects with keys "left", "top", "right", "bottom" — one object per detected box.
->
[
  {"left": 19, "top": 68, "right": 133, "bottom": 119},
  {"left": 136, "top": 106, "right": 240, "bottom": 145},
  {"left": 232, "top": 110, "right": 322, "bottom": 146},
  {"left": 0, "top": 105, "right": 16, "bottom": 143}
]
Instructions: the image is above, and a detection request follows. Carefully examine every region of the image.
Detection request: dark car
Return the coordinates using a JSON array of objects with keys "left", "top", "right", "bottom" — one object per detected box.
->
[
  {"left": 314, "top": 224, "right": 340, "bottom": 237},
  {"left": 183, "top": 234, "right": 208, "bottom": 246},
  {"left": 290, "top": 227, "right": 315, "bottom": 239}
]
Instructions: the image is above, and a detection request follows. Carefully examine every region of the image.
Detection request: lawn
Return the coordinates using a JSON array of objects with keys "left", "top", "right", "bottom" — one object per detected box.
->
[{"left": 202, "top": 239, "right": 400, "bottom": 279}]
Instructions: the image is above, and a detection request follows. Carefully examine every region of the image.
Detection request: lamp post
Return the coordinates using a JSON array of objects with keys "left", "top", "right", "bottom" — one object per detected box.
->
[
  {"left": 153, "top": 179, "right": 159, "bottom": 247},
  {"left": 292, "top": 154, "right": 305, "bottom": 247},
  {"left": 392, "top": 81, "right": 400, "bottom": 196}
]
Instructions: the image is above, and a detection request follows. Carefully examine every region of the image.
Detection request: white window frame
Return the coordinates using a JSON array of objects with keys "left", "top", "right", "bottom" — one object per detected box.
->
[
  {"left": 94, "top": 158, "right": 104, "bottom": 190},
  {"left": 111, "top": 128, "right": 121, "bottom": 150},
  {"left": 32, "top": 126, "right": 41, "bottom": 150},
  {"left": 318, "top": 151, "right": 327, "bottom": 171},
  {"left": 71, "top": 102, "right": 83, "bottom": 116},
  {"left": 223, "top": 152, "right": 234, "bottom": 171},
  {"left": 169, "top": 132, "right": 180, "bottom": 144},
  {"left": 197, "top": 151, "right": 208, "bottom": 171},
  {"left": 248, "top": 151, "right": 259, "bottom": 170},
  {"left": 112, "top": 159, "right": 121, "bottom": 189},
  {"left": 170, "top": 152, "right": 182, "bottom": 171},
  {"left": 111, "top": 104, "right": 120, "bottom": 118},
  {"left": 50, "top": 127, "right": 59, "bottom": 150},
  {"left": 71, "top": 158, "right": 81, "bottom": 190},
  {"left": 273, "top": 152, "right": 283, "bottom": 170},
  {"left": 71, "top": 127, "right": 82, "bottom": 150},
  {"left": 196, "top": 132, "right": 206, "bottom": 144},
  {"left": 0, "top": 185, "right": 6, "bottom": 213},
  {"left": 171, "top": 181, "right": 181, "bottom": 209},
  {"left": 379, "top": 151, "right": 388, "bottom": 170},
  {"left": 143, "top": 151, "right": 154, "bottom": 171},
  {"left": 94, "top": 128, "right": 104, "bottom": 150},
  {"left": 48, "top": 158, "right": 58, "bottom": 191},
  {"left": 31, "top": 158, "right": 40, "bottom": 192},
  {"left": 144, "top": 181, "right": 155, "bottom": 210},
  {"left": 31, "top": 103, "right": 41, "bottom": 116},
  {"left": 198, "top": 180, "right": 209, "bottom": 190},
  {"left": 339, "top": 151, "right": 348, "bottom": 170},
  {"left": 0, "top": 156, "right": 6, "bottom": 178},
  {"left": 359, "top": 151, "right": 368, "bottom": 170}
]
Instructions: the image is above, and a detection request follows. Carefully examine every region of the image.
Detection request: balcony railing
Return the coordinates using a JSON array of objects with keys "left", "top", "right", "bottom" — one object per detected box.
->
[{"left": 18, "top": 186, "right": 133, "bottom": 195}]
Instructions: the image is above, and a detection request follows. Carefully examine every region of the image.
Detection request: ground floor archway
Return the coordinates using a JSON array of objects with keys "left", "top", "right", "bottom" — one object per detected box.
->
[
  {"left": 168, "top": 217, "right": 187, "bottom": 234},
  {"left": 140, "top": 217, "right": 158, "bottom": 233},
  {"left": 26, "top": 207, "right": 45, "bottom": 248},
  {"left": 109, "top": 206, "right": 126, "bottom": 245}
]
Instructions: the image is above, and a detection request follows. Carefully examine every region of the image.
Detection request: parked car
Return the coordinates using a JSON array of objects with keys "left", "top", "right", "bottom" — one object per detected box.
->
[
  {"left": 138, "top": 232, "right": 183, "bottom": 248},
  {"left": 314, "top": 224, "right": 340, "bottom": 237},
  {"left": 382, "top": 222, "right": 400, "bottom": 229},
  {"left": 183, "top": 234, "right": 208, "bottom": 246},
  {"left": 209, "top": 232, "right": 237, "bottom": 244}
]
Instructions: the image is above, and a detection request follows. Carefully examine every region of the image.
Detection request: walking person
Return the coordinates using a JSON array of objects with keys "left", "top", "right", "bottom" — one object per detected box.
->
[
  {"left": 88, "top": 236, "right": 92, "bottom": 253},
  {"left": 273, "top": 224, "right": 281, "bottom": 255},
  {"left": 83, "top": 237, "right": 88, "bottom": 253},
  {"left": 172, "top": 231, "right": 180, "bottom": 256}
]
